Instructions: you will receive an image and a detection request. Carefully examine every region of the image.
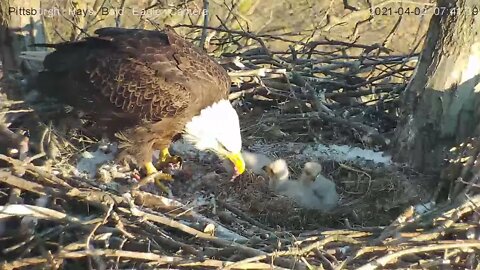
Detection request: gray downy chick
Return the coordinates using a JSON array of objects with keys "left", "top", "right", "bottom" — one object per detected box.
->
[
  {"left": 300, "top": 162, "right": 339, "bottom": 212},
  {"left": 264, "top": 159, "right": 337, "bottom": 212}
]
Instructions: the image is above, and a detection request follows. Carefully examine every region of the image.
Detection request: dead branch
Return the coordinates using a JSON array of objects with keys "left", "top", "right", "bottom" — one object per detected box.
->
[
  {"left": 120, "top": 193, "right": 305, "bottom": 269},
  {"left": 1, "top": 249, "right": 282, "bottom": 270},
  {"left": 356, "top": 241, "right": 480, "bottom": 270}
]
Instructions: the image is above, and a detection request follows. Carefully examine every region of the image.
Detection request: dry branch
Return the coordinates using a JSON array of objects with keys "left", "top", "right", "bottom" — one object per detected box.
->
[
  {"left": 357, "top": 241, "right": 480, "bottom": 270},
  {"left": 1, "top": 249, "right": 281, "bottom": 270}
]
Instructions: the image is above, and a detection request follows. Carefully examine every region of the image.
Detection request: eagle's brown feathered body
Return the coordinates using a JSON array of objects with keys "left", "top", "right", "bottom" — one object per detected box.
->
[{"left": 37, "top": 27, "right": 231, "bottom": 165}]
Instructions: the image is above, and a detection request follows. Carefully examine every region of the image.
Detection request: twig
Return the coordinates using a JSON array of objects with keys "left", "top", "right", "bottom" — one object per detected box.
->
[
  {"left": 1, "top": 249, "right": 283, "bottom": 270},
  {"left": 218, "top": 200, "right": 275, "bottom": 232},
  {"left": 0, "top": 109, "right": 33, "bottom": 114},
  {"left": 85, "top": 203, "right": 114, "bottom": 253},
  {"left": 120, "top": 194, "right": 305, "bottom": 269},
  {"left": 224, "top": 235, "right": 359, "bottom": 270},
  {"left": 0, "top": 170, "right": 119, "bottom": 211},
  {"left": 0, "top": 126, "right": 29, "bottom": 160},
  {"left": 24, "top": 126, "right": 48, "bottom": 164},
  {"left": 0, "top": 204, "right": 81, "bottom": 223},
  {"left": 139, "top": 220, "right": 204, "bottom": 257},
  {"left": 199, "top": 0, "right": 209, "bottom": 49},
  {"left": 356, "top": 241, "right": 480, "bottom": 270},
  {"left": 0, "top": 154, "right": 72, "bottom": 187},
  {"left": 174, "top": 24, "right": 273, "bottom": 57}
]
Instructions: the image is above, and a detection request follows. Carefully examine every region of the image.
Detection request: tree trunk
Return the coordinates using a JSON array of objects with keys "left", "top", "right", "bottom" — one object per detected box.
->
[
  {"left": 0, "top": 0, "right": 45, "bottom": 75},
  {"left": 394, "top": 0, "right": 480, "bottom": 200},
  {"left": 0, "top": 0, "right": 44, "bottom": 160}
]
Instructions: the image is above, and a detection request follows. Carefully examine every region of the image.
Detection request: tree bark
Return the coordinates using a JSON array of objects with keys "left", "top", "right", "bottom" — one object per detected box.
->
[
  {"left": 394, "top": 0, "right": 480, "bottom": 199},
  {"left": 0, "top": 0, "right": 45, "bottom": 74},
  {"left": 0, "top": 0, "right": 45, "bottom": 160}
]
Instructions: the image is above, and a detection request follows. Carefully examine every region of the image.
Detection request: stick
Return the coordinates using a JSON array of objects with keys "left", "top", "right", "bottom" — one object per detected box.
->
[
  {"left": 356, "top": 241, "right": 480, "bottom": 270},
  {"left": 224, "top": 235, "right": 359, "bottom": 270},
  {"left": 0, "top": 249, "right": 284, "bottom": 270},
  {"left": 199, "top": 0, "right": 209, "bottom": 49},
  {"left": 0, "top": 204, "right": 81, "bottom": 223},
  {"left": 120, "top": 194, "right": 305, "bottom": 269}
]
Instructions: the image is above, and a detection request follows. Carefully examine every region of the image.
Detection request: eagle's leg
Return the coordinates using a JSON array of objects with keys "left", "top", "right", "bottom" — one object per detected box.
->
[
  {"left": 117, "top": 128, "right": 175, "bottom": 195},
  {"left": 145, "top": 161, "right": 160, "bottom": 175}
]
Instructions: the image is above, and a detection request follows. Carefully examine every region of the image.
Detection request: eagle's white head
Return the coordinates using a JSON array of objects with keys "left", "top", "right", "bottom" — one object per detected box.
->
[{"left": 183, "top": 99, "right": 245, "bottom": 175}]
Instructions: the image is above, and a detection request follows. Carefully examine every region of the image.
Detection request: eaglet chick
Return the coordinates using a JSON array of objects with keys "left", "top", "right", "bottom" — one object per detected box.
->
[
  {"left": 263, "top": 159, "right": 339, "bottom": 212},
  {"left": 299, "top": 161, "right": 339, "bottom": 212}
]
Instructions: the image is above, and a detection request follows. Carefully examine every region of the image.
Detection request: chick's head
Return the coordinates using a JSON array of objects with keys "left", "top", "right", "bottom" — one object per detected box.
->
[
  {"left": 301, "top": 161, "right": 323, "bottom": 181},
  {"left": 263, "top": 159, "right": 289, "bottom": 181}
]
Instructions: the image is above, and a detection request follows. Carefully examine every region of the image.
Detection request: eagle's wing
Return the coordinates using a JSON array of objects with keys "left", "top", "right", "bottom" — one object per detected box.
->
[{"left": 40, "top": 27, "right": 230, "bottom": 122}]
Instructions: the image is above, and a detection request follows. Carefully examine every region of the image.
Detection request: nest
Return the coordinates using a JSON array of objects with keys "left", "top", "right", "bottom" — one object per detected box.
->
[
  {"left": 1, "top": 147, "right": 480, "bottom": 269},
  {"left": 0, "top": 96, "right": 477, "bottom": 270}
]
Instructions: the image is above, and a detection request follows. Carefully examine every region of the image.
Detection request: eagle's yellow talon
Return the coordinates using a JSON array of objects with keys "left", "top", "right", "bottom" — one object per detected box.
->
[
  {"left": 154, "top": 173, "right": 174, "bottom": 195},
  {"left": 145, "top": 162, "right": 158, "bottom": 175},
  {"left": 155, "top": 172, "right": 173, "bottom": 181},
  {"left": 159, "top": 148, "right": 182, "bottom": 165},
  {"left": 143, "top": 162, "right": 173, "bottom": 195},
  {"left": 155, "top": 181, "right": 171, "bottom": 195},
  {"left": 160, "top": 148, "right": 171, "bottom": 163}
]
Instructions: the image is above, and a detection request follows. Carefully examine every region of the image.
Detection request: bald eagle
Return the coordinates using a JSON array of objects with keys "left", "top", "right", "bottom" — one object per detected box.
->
[{"left": 33, "top": 27, "right": 245, "bottom": 182}]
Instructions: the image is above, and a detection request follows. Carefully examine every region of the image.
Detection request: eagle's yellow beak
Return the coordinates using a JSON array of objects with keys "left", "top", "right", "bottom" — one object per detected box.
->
[{"left": 226, "top": 152, "right": 245, "bottom": 175}]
